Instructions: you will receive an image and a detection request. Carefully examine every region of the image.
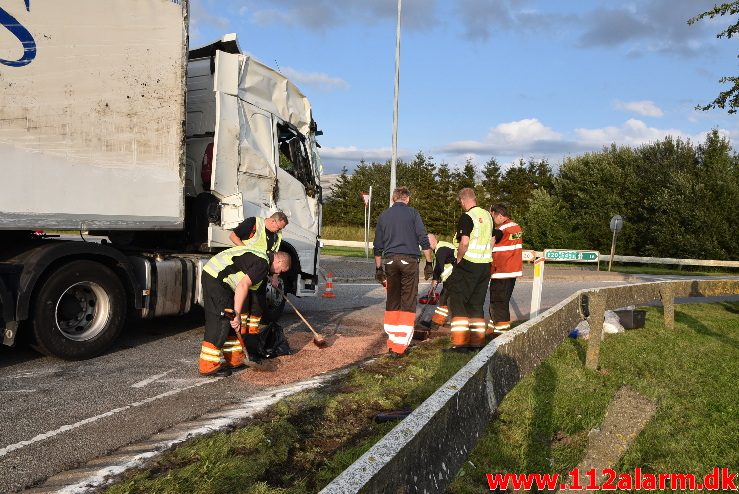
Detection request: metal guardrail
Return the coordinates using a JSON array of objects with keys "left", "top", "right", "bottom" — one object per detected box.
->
[
  {"left": 319, "top": 279, "right": 739, "bottom": 493},
  {"left": 322, "top": 240, "right": 739, "bottom": 269},
  {"left": 605, "top": 254, "right": 739, "bottom": 268}
]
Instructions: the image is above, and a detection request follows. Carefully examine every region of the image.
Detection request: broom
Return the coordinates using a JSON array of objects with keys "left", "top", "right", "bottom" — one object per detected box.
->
[{"left": 278, "top": 287, "right": 328, "bottom": 348}]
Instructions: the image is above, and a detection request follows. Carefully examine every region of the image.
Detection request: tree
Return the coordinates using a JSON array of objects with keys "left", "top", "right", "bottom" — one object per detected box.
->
[
  {"left": 520, "top": 189, "right": 574, "bottom": 250},
  {"left": 478, "top": 157, "right": 502, "bottom": 208},
  {"left": 323, "top": 166, "right": 363, "bottom": 226},
  {"left": 428, "top": 162, "right": 459, "bottom": 238},
  {"left": 688, "top": 2, "right": 739, "bottom": 113},
  {"left": 555, "top": 145, "right": 638, "bottom": 252},
  {"left": 451, "top": 158, "right": 477, "bottom": 191}
]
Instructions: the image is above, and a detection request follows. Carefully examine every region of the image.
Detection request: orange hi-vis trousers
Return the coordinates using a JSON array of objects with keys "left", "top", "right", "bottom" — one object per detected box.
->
[
  {"left": 198, "top": 341, "right": 223, "bottom": 375},
  {"left": 222, "top": 335, "right": 245, "bottom": 368},
  {"left": 431, "top": 305, "right": 449, "bottom": 326},
  {"left": 469, "top": 318, "right": 486, "bottom": 347},
  {"left": 384, "top": 310, "right": 415, "bottom": 354},
  {"left": 487, "top": 319, "right": 512, "bottom": 338},
  {"left": 450, "top": 317, "right": 469, "bottom": 347}
]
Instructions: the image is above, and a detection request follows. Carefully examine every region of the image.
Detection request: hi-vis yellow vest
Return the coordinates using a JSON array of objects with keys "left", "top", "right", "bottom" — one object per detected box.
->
[
  {"left": 435, "top": 240, "right": 456, "bottom": 282},
  {"left": 203, "top": 246, "right": 268, "bottom": 291},
  {"left": 243, "top": 217, "right": 282, "bottom": 254},
  {"left": 453, "top": 206, "right": 493, "bottom": 263}
]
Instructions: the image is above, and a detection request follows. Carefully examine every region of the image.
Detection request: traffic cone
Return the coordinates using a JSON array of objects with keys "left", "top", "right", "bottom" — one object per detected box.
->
[{"left": 322, "top": 271, "right": 336, "bottom": 298}]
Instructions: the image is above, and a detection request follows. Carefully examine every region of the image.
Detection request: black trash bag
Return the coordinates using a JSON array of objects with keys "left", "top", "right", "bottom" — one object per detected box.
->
[{"left": 246, "top": 322, "right": 291, "bottom": 359}]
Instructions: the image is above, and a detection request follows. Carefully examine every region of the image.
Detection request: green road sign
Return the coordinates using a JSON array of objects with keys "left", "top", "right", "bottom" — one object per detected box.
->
[{"left": 543, "top": 249, "right": 599, "bottom": 262}]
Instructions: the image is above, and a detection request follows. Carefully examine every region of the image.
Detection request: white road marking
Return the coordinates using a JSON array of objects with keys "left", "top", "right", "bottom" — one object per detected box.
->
[
  {"left": 131, "top": 369, "right": 176, "bottom": 388},
  {"left": 0, "top": 389, "right": 36, "bottom": 393},
  {"left": 157, "top": 378, "right": 206, "bottom": 386},
  {"left": 0, "top": 376, "right": 222, "bottom": 458},
  {"left": 50, "top": 372, "right": 347, "bottom": 494},
  {"left": 7, "top": 368, "right": 62, "bottom": 379}
]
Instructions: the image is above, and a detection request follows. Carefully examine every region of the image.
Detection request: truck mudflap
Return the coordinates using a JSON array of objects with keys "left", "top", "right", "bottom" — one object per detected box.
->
[{"left": 0, "top": 264, "right": 21, "bottom": 346}]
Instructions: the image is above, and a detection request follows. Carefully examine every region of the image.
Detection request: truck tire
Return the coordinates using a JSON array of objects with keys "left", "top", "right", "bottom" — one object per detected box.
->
[
  {"left": 263, "top": 278, "right": 286, "bottom": 323},
  {"left": 31, "top": 260, "right": 126, "bottom": 360}
]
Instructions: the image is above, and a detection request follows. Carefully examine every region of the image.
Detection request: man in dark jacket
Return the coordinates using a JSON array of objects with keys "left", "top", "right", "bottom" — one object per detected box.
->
[{"left": 374, "top": 187, "right": 433, "bottom": 356}]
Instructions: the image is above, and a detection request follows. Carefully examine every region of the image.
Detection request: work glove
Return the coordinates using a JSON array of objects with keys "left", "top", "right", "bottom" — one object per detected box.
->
[
  {"left": 375, "top": 267, "right": 387, "bottom": 286},
  {"left": 423, "top": 261, "right": 433, "bottom": 280}
]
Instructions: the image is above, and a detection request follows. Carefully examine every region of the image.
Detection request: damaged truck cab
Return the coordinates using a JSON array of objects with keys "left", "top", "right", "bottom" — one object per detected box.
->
[{"left": 186, "top": 35, "right": 324, "bottom": 311}]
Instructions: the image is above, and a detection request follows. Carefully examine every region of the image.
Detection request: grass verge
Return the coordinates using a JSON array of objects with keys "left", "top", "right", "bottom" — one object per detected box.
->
[
  {"left": 101, "top": 302, "right": 737, "bottom": 493},
  {"left": 606, "top": 263, "right": 738, "bottom": 277},
  {"left": 101, "top": 338, "right": 476, "bottom": 494},
  {"left": 320, "top": 245, "right": 368, "bottom": 258},
  {"left": 449, "top": 301, "right": 739, "bottom": 493},
  {"left": 321, "top": 225, "right": 370, "bottom": 242}
]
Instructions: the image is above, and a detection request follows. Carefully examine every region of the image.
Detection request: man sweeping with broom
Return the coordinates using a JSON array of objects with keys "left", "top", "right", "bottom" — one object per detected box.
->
[
  {"left": 427, "top": 234, "right": 457, "bottom": 331},
  {"left": 198, "top": 247, "right": 291, "bottom": 376}
]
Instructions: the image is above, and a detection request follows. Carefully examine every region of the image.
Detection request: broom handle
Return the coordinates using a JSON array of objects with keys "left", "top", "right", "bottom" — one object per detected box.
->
[{"left": 277, "top": 287, "right": 322, "bottom": 338}]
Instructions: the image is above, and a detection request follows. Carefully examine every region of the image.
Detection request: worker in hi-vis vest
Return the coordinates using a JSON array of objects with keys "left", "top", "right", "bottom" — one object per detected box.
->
[
  {"left": 444, "top": 188, "right": 494, "bottom": 349},
  {"left": 428, "top": 233, "right": 457, "bottom": 329},
  {"left": 229, "top": 211, "right": 289, "bottom": 289},
  {"left": 488, "top": 203, "right": 523, "bottom": 337},
  {"left": 198, "top": 246, "right": 291, "bottom": 376}
]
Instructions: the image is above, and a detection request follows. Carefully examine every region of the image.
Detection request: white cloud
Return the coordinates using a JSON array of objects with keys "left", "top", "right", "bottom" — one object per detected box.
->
[
  {"left": 319, "top": 120, "right": 737, "bottom": 173},
  {"left": 280, "top": 67, "right": 349, "bottom": 92},
  {"left": 319, "top": 145, "right": 421, "bottom": 172},
  {"left": 438, "top": 118, "right": 565, "bottom": 155},
  {"left": 431, "top": 118, "right": 727, "bottom": 168},
  {"left": 614, "top": 100, "right": 664, "bottom": 117},
  {"left": 574, "top": 118, "right": 687, "bottom": 147},
  {"left": 489, "top": 118, "right": 562, "bottom": 144},
  {"left": 320, "top": 146, "right": 398, "bottom": 162}
]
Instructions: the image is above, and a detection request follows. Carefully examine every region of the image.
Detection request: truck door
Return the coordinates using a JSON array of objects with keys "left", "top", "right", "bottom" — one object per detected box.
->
[{"left": 208, "top": 51, "right": 278, "bottom": 246}]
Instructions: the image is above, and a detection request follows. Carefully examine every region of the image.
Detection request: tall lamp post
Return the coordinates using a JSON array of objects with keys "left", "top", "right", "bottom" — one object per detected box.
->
[{"left": 389, "top": 0, "right": 402, "bottom": 206}]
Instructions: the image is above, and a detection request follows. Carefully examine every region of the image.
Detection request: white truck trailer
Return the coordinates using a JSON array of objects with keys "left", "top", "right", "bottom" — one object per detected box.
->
[{"left": 0, "top": 0, "right": 324, "bottom": 359}]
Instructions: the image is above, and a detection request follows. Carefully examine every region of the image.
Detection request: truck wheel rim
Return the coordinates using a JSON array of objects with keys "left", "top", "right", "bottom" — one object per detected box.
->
[
  {"left": 266, "top": 279, "right": 285, "bottom": 310},
  {"left": 54, "top": 282, "right": 111, "bottom": 342}
]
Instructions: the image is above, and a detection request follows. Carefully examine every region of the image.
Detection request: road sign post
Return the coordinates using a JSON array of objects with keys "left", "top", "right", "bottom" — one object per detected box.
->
[
  {"left": 530, "top": 257, "right": 545, "bottom": 319},
  {"left": 608, "top": 214, "right": 623, "bottom": 272},
  {"left": 361, "top": 189, "right": 371, "bottom": 258}
]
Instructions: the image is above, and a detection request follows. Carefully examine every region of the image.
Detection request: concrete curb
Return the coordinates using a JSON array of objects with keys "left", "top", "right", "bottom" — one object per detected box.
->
[{"left": 320, "top": 279, "right": 739, "bottom": 493}]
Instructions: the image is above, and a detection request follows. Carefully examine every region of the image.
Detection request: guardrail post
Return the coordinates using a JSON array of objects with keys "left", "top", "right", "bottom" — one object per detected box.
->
[
  {"left": 585, "top": 291, "right": 605, "bottom": 370},
  {"left": 529, "top": 257, "right": 545, "bottom": 319},
  {"left": 659, "top": 284, "right": 675, "bottom": 329}
]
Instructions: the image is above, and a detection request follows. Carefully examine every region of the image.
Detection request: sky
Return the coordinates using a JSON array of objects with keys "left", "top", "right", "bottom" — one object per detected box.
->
[{"left": 190, "top": 0, "right": 739, "bottom": 174}]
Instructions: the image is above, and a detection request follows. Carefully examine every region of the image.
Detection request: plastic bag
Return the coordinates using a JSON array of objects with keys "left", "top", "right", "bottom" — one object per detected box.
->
[
  {"left": 570, "top": 311, "right": 624, "bottom": 340},
  {"left": 246, "top": 322, "right": 292, "bottom": 359},
  {"left": 603, "top": 310, "right": 625, "bottom": 334}
]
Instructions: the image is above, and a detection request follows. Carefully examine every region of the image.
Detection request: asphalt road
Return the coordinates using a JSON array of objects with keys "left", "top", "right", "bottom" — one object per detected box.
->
[{"left": 1, "top": 261, "right": 736, "bottom": 493}]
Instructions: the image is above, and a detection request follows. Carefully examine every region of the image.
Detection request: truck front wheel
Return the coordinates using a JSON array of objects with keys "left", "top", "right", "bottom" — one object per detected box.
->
[
  {"left": 263, "top": 278, "right": 286, "bottom": 323},
  {"left": 31, "top": 260, "right": 126, "bottom": 359}
]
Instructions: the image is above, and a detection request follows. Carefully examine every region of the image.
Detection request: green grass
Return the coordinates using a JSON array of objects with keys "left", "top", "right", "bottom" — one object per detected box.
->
[
  {"left": 102, "top": 303, "right": 738, "bottom": 493},
  {"left": 320, "top": 245, "right": 368, "bottom": 258},
  {"left": 607, "top": 263, "right": 738, "bottom": 277},
  {"left": 101, "top": 338, "right": 476, "bottom": 494},
  {"left": 449, "top": 301, "right": 739, "bottom": 493},
  {"left": 321, "top": 225, "right": 370, "bottom": 242}
]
